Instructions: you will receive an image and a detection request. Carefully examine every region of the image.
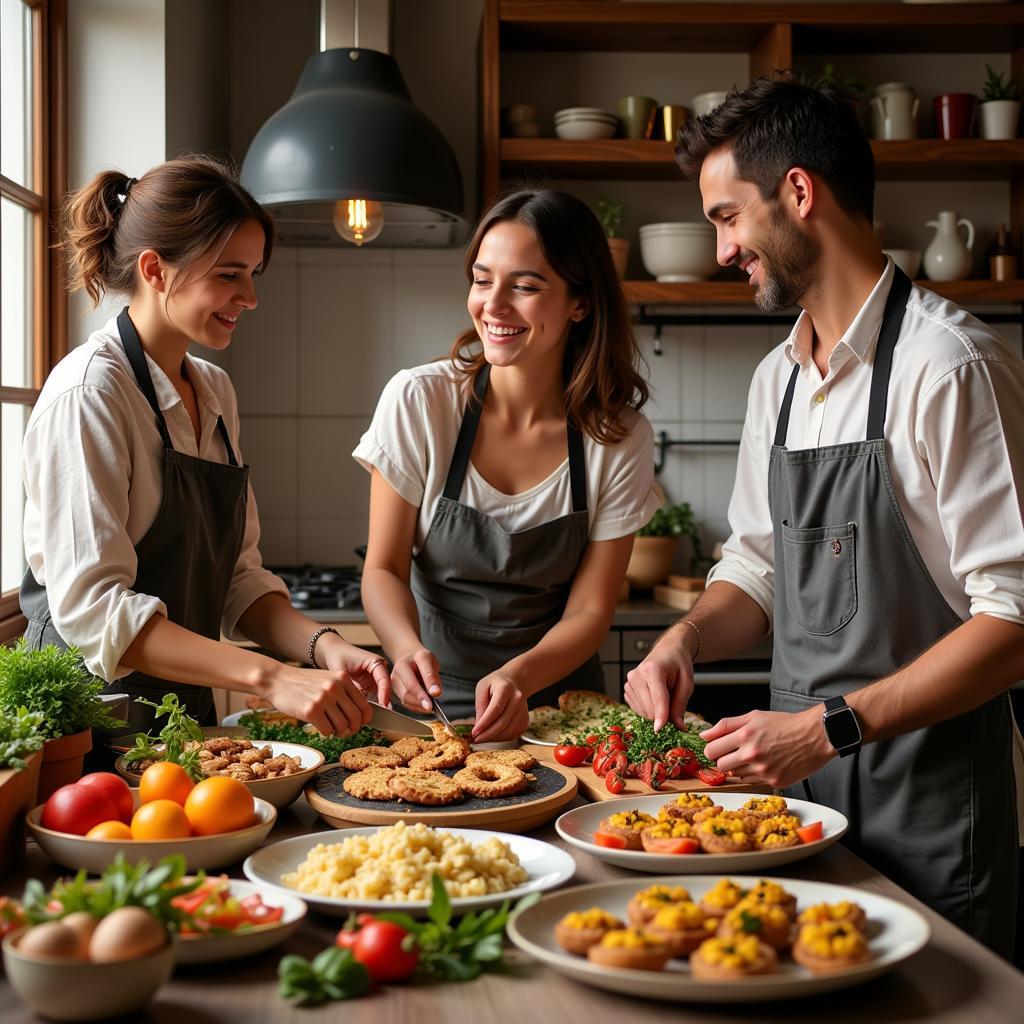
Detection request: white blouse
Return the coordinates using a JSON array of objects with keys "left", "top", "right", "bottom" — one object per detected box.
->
[
  {"left": 21, "top": 316, "right": 288, "bottom": 682},
  {"left": 353, "top": 361, "right": 660, "bottom": 551}
]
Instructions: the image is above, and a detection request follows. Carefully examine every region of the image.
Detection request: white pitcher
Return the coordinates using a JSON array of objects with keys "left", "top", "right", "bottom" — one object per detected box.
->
[
  {"left": 923, "top": 210, "right": 975, "bottom": 281},
  {"left": 869, "top": 82, "right": 919, "bottom": 140}
]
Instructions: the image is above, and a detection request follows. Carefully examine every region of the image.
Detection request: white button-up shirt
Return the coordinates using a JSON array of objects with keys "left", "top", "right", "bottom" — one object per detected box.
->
[
  {"left": 21, "top": 316, "right": 287, "bottom": 682},
  {"left": 709, "top": 259, "right": 1024, "bottom": 628}
]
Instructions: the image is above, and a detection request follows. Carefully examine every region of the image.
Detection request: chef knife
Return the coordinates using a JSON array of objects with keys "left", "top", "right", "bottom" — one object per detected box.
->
[{"left": 367, "top": 700, "right": 433, "bottom": 737}]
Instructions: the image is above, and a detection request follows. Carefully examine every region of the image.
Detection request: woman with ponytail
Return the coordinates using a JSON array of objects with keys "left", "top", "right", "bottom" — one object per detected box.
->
[{"left": 20, "top": 156, "right": 388, "bottom": 745}]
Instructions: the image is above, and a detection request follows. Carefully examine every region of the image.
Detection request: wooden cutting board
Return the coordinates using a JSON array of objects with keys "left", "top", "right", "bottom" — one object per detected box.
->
[{"left": 520, "top": 743, "right": 771, "bottom": 802}]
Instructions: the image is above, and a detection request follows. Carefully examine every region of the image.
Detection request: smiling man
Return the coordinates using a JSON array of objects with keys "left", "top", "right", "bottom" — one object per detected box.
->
[{"left": 624, "top": 76, "right": 1024, "bottom": 957}]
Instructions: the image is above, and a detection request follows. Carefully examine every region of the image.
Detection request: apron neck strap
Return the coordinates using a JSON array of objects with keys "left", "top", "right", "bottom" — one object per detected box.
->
[
  {"left": 772, "top": 266, "right": 913, "bottom": 447},
  {"left": 442, "top": 363, "right": 588, "bottom": 512}
]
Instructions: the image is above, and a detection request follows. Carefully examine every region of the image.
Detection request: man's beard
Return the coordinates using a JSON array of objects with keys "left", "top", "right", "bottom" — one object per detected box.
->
[{"left": 747, "top": 205, "right": 820, "bottom": 312}]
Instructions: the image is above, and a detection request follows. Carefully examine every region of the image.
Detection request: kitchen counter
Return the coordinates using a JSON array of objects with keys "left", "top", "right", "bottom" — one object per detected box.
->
[{"left": 3, "top": 801, "right": 1021, "bottom": 1023}]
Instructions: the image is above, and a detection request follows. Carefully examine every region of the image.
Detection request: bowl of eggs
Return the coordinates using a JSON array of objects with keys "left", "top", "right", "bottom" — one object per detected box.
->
[{"left": 3, "top": 908, "right": 174, "bottom": 1021}]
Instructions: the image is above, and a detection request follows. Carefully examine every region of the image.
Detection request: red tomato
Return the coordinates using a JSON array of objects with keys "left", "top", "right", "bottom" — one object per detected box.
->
[
  {"left": 351, "top": 919, "right": 419, "bottom": 982},
  {"left": 696, "top": 766, "right": 727, "bottom": 787},
  {"left": 593, "top": 830, "right": 628, "bottom": 849},
  {"left": 638, "top": 759, "right": 667, "bottom": 791},
  {"left": 604, "top": 736, "right": 627, "bottom": 752},
  {"left": 583, "top": 734, "right": 601, "bottom": 748},
  {"left": 240, "top": 894, "right": 284, "bottom": 925},
  {"left": 796, "top": 821, "right": 824, "bottom": 844},
  {"left": 605, "top": 771, "right": 626, "bottom": 795},
  {"left": 642, "top": 836, "right": 700, "bottom": 855},
  {"left": 607, "top": 725, "right": 623, "bottom": 735},
  {"left": 553, "top": 745, "right": 590, "bottom": 768},
  {"left": 76, "top": 773, "right": 133, "bottom": 825},
  {"left": 592, "top": 752, "right": 611, "bottom": 777},
  {"left": 41, "top": 784, "right": 121, "bottom": 836}
]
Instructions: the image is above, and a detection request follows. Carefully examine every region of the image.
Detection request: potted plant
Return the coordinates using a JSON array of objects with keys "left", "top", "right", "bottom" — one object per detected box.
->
[
  {"left": 596, "top": 197, "right": 629, "bottom": 279},
  {"left": 626, "top": 502, "right": 707, "bottom": 590},
  {"left": 0, "top": 707, "right": 45, "bottom": 879},
  {"left": 979, "top": 64, "right": 1022, "bottom": 140},
  {"left": 0, "top": 640, "right": 121, "bottom": 801}
]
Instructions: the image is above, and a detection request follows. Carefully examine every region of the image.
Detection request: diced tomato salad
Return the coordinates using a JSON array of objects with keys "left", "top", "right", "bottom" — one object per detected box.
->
[{"left": 172, "top": 877, "right": 284, "bottom": 934}]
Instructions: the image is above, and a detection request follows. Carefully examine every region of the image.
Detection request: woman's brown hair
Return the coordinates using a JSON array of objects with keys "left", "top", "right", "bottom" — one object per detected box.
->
[
  {"left": 62, "top": 154, "right": 274, "bottom": 305},
  {"left": 450, "top": 189, "right": 648, "bottom": 445}
]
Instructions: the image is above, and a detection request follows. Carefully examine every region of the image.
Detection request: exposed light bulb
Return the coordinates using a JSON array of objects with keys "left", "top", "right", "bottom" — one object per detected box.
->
[{"left": 333, "top": 198, "right": 384, "bottom": 246}]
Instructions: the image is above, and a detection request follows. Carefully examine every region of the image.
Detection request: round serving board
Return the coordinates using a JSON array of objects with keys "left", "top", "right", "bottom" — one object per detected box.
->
[{"left": 304, "top": 761, "right": 578, "bottom": 833}]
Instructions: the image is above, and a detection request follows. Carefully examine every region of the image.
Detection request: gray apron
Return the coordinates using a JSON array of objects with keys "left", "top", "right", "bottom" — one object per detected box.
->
[
  {"left": 21, "top": 307, "right": 249, "bottom": 751},
  {"left": 410, "top": 364, "right": 604, "bottom": 719},
  {"left": 769, "top": 268, "right": 1018, "bottom": 956}
]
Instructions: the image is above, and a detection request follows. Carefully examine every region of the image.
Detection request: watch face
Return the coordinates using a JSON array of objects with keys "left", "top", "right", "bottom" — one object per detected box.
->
[{"left": 825, "top": 706, "right": 862, "bottom": 750}]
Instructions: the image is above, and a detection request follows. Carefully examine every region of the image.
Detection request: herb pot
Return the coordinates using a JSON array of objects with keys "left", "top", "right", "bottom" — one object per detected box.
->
[
  {"left": 0, "top": 751, "right": 42, "bottom": 880},
  {"left": 979, "top": 99, "right": 1021, "bottom": 140},
  {"left": 626, "top": 536, "right": 679, "bottom": 590},
  {"left": 38, "top": 728, "right": 92, "bottom": 802}
]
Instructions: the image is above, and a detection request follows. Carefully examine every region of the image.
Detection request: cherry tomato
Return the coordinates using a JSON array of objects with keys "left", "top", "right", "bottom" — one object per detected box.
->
[
  {"left": 76, "top": 773, "right": 133, "bottom": 825},
  {"left": 606, "top": 751, "right": 628, "bottom": 776},
  {"left": 592, "top": 752, "right": 611, "bottom": 777},
  {"left": 796, "top": 821, "right": 824, "bottom": 844},
  {"left": 240, "top": 894, "right": 284, "bottom": 925},
  {"left": 553, "top": 745, "right": 590, "bottom": 768},
  {"left": 40, "top": 783, "right": 120, "bottom": 836},
  {"left": 638, "top": 759, "right": 667, "bottom": 791},
  {"left": 584, "top": 734, "right": 601, "bottom": 748},
  {"left": 642, "top": 836, "right": 700, "bottom": 855},
  {"left": 351, "top": 919, "right": 419, "bottom": 982},
  {"left": 696, "top": 766, "right": 727, "bottom": 787},
  {"left": 593, "top": 830, "right": 628, "bottom": 849},
  {"left": 605, "top": 771, "right": 626, "bottom": 795},
  {"left": 608, "top": 725, "right": 623, "bottom": 735}
]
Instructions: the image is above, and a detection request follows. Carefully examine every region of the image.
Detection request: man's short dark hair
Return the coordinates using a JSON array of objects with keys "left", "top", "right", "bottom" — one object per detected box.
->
[{"left": 676, "top": 75, "right": 875, "bottom": 222}]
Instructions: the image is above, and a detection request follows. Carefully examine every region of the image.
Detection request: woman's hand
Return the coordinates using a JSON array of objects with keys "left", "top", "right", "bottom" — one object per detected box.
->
[
  {"left": 317, "top": 634, "right": 392, "bottom": 705},
  {"left": 256, "top": 663, "right": 373, "bottom": 737},
  {"left": 390, "top": 647, "right": 443, "bottom": 712},
  {"left": 472, "top": 673, "right": 529, "bottom": 743}
]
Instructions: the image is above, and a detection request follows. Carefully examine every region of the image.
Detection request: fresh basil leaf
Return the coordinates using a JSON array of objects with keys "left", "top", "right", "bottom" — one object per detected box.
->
[
  {"left": 471, "top": 934, "right": 504, "bottom": 962},
  {"left": 428, "top": 873, "right": 452, "bottom": 927}
]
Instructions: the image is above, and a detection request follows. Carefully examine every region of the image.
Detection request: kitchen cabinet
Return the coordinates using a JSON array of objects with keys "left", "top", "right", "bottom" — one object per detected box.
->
[{"left": 481, "top": 1, "right": 1024, "bottom": 310}]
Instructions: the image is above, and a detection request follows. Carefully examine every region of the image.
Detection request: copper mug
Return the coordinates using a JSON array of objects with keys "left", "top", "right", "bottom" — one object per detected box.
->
[{"left": 659, "top": 104, "right": 689, "bottom": 142}]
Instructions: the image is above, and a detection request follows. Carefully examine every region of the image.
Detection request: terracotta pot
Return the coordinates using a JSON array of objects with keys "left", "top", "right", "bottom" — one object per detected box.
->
[
  {"left": 608, "top": 237, "right": 630, "bottom": 279},
  {"left": 0, "top": 751, "right": 42, "bottom": 880},
  {"left": 37, "top": 729, "right": 92, "bottom": 802},
  {"left": 626, "top": 535, "right": 679, "bottom": 589}
]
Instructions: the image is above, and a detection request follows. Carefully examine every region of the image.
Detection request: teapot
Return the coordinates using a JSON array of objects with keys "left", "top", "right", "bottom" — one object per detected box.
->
[{"left": 923, "top": 211, "right": 975, "bottom": 281}]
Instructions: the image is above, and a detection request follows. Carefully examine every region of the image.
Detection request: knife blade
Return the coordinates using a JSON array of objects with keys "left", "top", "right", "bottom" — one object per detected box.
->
[
  {"left": 367, "top": 701, "right": 433, "bottom": 737},
  {"left": 430, "top": 698, "right": 459, "bottom": 740}
]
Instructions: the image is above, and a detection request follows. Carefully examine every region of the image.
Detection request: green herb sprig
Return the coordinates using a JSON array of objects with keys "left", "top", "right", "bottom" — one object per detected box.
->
[
  {"left": 123, "top": 693, "right": 205, "bottom": 780},
  {"left": 278, "top": 948, "right": 371, "bottom": 1006},
  {"left": 239, "top": 712, "right": 387, "bottom": 761},
  {"left": 573, "top": 706, "right": 714, "bottom": 767},
  {"left": 982, "top": 63, "right": 1024, "bottom": 102},
  {"left": 0, "top": 707, "right": 46, "bottom": 770}
]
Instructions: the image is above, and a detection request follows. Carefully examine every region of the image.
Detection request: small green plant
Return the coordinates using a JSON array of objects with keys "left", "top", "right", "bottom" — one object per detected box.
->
[
  {"left": 811, "top": 62, "right": 867, "bottom": 98},
  {"left": 0, "top": 640, "right": 121, "bottom": 739},
  {"left": 637, "top": 501, "right": 708, "bottom": 574},
  {"left": 982, "top": 64, "right": 1024, "bottom": 102},
  {"left": 0, "top": 707, "right": 46, "bottom": 771},
  {"left": 596, "top": 197, "right": 625, "bottom": 239},
  {"left": 123, "top": 693, "right": 205, "bottom": 781}
]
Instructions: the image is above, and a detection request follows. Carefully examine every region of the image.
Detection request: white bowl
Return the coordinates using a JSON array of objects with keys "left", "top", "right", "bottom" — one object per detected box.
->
[
  {"left": 116, "top": 740, "right": 325, "bottom": 810},
  {"left": 883, "top": 248, "right": 922, "bottom": 278},
  {"left": 554, "top": 107, "right": 615, "bottom": 121},
  {"left": 640, "top": 226, "right": 719, "bottom": 282},
  {"left": 27, "top": 792, "right": 277, "bottom": 872},
  {"left": 555, "top": 120, "right": 617, "bottom": 141},
  {"left": 3, "top": 928, "right": 175, "bottom": 1021},
  {"left": 691, "top": 90, "right": 730, "bottom": 117}
]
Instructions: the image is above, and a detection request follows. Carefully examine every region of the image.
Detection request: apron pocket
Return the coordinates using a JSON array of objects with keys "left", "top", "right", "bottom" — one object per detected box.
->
[{"left": 781, "top": 521, "right": 858, "bottom": 636}]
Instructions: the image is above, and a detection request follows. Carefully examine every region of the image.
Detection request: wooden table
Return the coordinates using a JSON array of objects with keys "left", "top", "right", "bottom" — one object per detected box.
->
[{"left": 1, "top": 800, "right": 1021, "bottom": 1024}]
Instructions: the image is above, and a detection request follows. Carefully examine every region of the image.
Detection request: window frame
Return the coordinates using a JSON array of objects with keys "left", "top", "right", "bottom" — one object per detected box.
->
[{"left": 0, "top": 0, "right": 67, "bottom": 641}]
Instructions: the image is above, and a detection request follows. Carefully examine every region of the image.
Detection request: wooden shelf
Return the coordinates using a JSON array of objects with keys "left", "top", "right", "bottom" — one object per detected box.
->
[
  {"left": 499, "top": 2, "right": 1024, "bottom": 54},
  {"left": 501, "top": 139, "right": 1024, "bottom": 182},
  {"left": 622, "top": 279, "right": 1024, "bottom": 307}
]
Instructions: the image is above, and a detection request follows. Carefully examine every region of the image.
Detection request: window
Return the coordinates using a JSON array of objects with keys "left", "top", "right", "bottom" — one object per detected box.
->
[{"left": 0, "top": 0, "right": 65, "bottom": 641}]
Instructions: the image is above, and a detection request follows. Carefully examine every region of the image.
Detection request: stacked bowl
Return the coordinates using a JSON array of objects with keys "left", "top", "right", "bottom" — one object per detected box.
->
[
  {"left": 639, "top": 222, "right": 718, "bottom": 282},
  {"left": 554, "top": 107, "right": 618, "bottom": 140}
]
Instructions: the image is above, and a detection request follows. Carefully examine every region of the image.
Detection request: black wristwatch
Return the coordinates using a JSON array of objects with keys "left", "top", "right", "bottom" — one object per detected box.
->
[{"left": 822, "top": 696, "right": 862, "bottom": 758}]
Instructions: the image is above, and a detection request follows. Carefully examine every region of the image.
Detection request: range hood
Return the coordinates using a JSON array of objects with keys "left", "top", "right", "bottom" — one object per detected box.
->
[{"left": 241, "top": 1, "right": 466, "bottom": 248}]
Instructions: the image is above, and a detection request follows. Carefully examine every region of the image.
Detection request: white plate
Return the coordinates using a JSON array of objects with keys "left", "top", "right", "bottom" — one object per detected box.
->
[
  {"left": 174, "top": 878, "right": 307, "bottom": 964},
  {"left": 556, "top": 793, "right": 847, "bottom": 873},
  {"left": 27, "top": 795, "right": 277, "bottom": 873},
  {"left": 520, "top": 730, "right": 559, "bottom": 747},
  {"left": 507, "top": 874, "right": 930, "bottom": 1003},
  {"left": 221, "top": 708, "right": 267, "bottom": 728},
  {"left": 243, "top": 826, "right": 576, "bottom": 917}
]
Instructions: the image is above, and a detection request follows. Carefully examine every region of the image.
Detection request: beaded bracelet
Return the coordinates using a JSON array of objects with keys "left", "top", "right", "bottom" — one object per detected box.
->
[{"left": 308, "top": 626, "right": 339, "bottom": 668}]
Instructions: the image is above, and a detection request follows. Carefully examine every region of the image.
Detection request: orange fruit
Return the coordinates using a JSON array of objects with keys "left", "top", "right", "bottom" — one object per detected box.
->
[
  {"left": 183, "top": 777, "right": 254, "bottom": 836},
  {"left": 130, "top": 799, "right": 191, "bottom": 840},
  {"left": 86, "top": 820, "right": 133, "bottom": 840},
  {"left": 139, "top": 761, "right": 195, "bottom": 806}
]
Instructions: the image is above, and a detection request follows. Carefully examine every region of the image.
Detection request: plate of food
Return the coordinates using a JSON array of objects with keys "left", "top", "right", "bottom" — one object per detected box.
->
[
  {"left": 243, "top": 822, "right": 576, "bottom": 917},
  {"left": 172, "top": 877, "right": 306, "bottom": 964},
  {"left": 556, "top": 792, "right": 847, "bottom": 873},
  {"left": 507, "top": 874, "right": 929, "bottom": 1002}
]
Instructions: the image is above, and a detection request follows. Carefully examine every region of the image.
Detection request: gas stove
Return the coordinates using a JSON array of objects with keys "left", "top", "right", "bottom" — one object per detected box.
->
[{"left": 269, "top": 564, "right": 363, "bottom": 611}]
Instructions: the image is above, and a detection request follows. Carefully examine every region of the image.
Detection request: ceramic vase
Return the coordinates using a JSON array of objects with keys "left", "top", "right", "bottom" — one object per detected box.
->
[{"left": 923, "top": 210, "right": 975, "bottom": 281}]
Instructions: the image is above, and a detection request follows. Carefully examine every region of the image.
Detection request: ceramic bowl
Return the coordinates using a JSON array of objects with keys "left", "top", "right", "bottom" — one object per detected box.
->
[
  {"left": 115, "top": 740, "right": 325, "bottom": 810},
  {"left": 639, "top": 222, "right": 718, "bottom": 281},
  {"left": 691, "top": 90, "right": 730, "bottom": 117},
  {"left": 3, "top": 927, "right": 175, "bottom": 1022},
  {"left": 27, "top": 793, "right": 277, "bottom": 872},
  {"left": 554, "top": 107, "right": 616, "bottom": 122},
  {"left": 555, "top": 119, "right": 617, "bottom": 140},
  {"left": 883, "top": 248, "right": 922, "bottom": 278}
]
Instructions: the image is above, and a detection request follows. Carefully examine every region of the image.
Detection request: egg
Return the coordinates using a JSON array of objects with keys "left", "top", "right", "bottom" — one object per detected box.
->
[
  {"left": 88, "top": 907, "right": 167, "bottom": 963},
  {"left": 60, "top": 911, "right": 99, "bottom": 957},
  {"left": 17, "top": 921, "right": 87, "bottom": 960}
]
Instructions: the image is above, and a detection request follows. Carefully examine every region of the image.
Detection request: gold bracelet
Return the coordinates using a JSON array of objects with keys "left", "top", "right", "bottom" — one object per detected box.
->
[{"left": 680, "top": 619, "right": 702, "bottom": 662}]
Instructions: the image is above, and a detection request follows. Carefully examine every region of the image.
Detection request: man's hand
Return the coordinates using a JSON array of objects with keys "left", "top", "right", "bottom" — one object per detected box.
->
[
  {"left": 473, "top": 673, "right": 529, "bottom": 743},
  {"left": 624, "top": 631, "right": 696, "bottom": 732},
  {"left": 701, "top": 706, "right": 834, "bottom": 789}
]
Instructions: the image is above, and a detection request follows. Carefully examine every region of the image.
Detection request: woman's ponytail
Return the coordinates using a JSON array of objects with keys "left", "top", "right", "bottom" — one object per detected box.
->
[{"left": 61, "top": 170, "right": 133, "bottom": 304}]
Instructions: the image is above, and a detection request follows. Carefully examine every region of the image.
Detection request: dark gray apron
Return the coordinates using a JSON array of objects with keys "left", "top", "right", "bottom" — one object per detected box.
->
[
  {"left": 769, "top": 268, "right": 1018, "bottom": 956},
  {"left": 410, "top": 364, "right": 604, "bottom": 719},
  {"left": 20, "top": 307, "right": 249, "bottom": 748}
]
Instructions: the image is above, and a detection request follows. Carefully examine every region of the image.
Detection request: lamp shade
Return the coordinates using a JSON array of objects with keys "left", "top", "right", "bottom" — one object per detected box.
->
[{"left": 241, "top": 47, "right": 466, "bottom": 246}]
